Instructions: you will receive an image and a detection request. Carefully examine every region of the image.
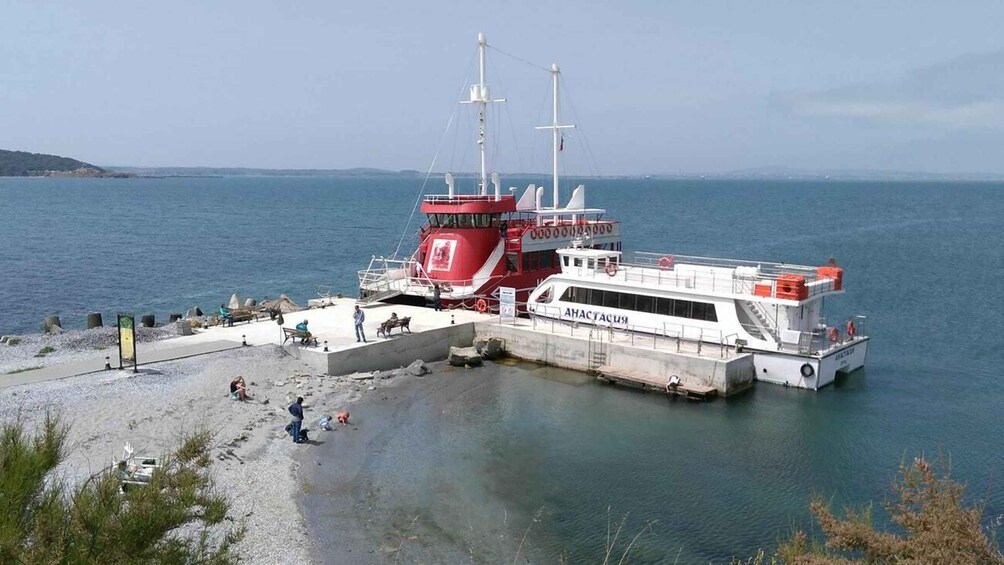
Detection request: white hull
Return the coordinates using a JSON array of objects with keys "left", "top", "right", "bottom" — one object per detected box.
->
[{"left": 752, "top": 337, "right": 868, "bottom": 389}]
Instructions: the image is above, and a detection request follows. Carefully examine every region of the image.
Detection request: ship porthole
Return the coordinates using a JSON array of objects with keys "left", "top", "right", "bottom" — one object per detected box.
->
[{"left": 800, "top": 363, "right": 815, "bottom": 378}]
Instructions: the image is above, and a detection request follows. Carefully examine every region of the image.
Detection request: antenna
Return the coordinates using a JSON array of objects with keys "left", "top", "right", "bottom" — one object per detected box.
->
[
  {"left": 535, "top": 63, "right": 575, "bottom": 221},
  {"left": 461, "top": 33, "right": 506, "bottom": 195}
]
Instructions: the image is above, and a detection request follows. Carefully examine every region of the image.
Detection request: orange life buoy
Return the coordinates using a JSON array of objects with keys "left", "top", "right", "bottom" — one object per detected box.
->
[
  {"left": 658, "top": 256, "right": 675, "bottom": 270},
  {"left": 605, "top": 262, "right": 618, "bottom": 277},
  {"left": 475, "top": 298, "right": 488, "bottom": 313},
  {"left": 828, "top": 327, "right": 839, "bottom": 343},
  {"left": 846, "top": 319, "right": 856, "bottom": 338}
]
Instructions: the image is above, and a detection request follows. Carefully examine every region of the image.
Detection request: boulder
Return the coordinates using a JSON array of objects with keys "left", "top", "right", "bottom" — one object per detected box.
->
[
  {"left": 405, "top": 359, "right": 429, "bottom": 376},
  {"left": 228, "top": 293, "right": 241, "bottom": 309},
  {"left": 448, "top": 346, "right": 482, "bottom": 367},
  {"left": 244, "top": 298, "right": 257, "bottom": 309},
  {"left": 43, "top": 316, "right": 62, "bottom": 334},
  {"left": 185, "top": 307, "right": 200, "bottom": 319},
  {"left": 473, "top": 336, "right": 504, "bottom": 360}
]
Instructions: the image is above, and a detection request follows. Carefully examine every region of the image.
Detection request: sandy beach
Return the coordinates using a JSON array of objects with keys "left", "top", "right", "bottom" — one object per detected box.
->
[{"left": 0, "top": 332, "right": 431, "bottom": 563}]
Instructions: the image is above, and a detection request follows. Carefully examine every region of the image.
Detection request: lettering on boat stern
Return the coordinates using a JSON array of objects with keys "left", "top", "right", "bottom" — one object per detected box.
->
[
  {"left": 563, "top": 307, "right": 628, "bottom": 325},
  {"left": 835, "top": 346, "right": 856, "bottom": 366}
]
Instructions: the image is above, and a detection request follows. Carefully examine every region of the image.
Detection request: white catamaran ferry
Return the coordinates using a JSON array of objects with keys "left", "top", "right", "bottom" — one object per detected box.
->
[{"left": 527, "top": 244, "right": 868, "bottom": 389}]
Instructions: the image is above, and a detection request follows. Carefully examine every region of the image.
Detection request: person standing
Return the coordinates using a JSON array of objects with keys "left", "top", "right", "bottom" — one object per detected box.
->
[
  {"left": 433, "top": 284, "right": 442, "bottom": 311},
  {"left": 288, "top": 397, "right": 304, "bottom": 443},
  {"left": 353, "top": 305, "right": 366, "bottom": 342}
]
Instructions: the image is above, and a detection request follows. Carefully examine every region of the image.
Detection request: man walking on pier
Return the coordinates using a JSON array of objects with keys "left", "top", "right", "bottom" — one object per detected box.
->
[
  {"left": 354, "top": 305, "right": 366, "bottom": 342},
  {"left": 433, "top": 284, "right": 442, "bottom": 311}
]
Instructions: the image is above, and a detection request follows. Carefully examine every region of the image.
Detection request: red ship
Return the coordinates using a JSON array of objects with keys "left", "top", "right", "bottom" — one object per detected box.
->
[{"left": 358, "top": 34, "right": 621, "bottom": 312}]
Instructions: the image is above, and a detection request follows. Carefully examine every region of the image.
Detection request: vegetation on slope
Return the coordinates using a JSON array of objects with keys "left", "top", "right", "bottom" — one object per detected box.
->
[
  {"left": 0, "top": 414, "right": 243, "bottom": 564},
  {"left": 0, "top": 149, "right": 105, "bottom": 176}
]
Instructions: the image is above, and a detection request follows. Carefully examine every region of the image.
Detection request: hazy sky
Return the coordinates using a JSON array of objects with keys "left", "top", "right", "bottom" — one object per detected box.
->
[{"left": 2, "top": 1, "right": 1003, "bottom": 174}]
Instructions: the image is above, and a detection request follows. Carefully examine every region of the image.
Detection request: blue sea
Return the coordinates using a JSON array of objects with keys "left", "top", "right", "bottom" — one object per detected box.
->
[{"left": 2, "top": 176, "right": 1003, "bottom": 561}]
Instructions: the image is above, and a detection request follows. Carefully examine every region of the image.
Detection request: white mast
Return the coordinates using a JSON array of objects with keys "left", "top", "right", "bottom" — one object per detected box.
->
[
  {"left": 462, "top": 33, "right": 505, "bottom": 196},
  {"left": 536, "top": 63, "right": 575, "bottom": 220}
]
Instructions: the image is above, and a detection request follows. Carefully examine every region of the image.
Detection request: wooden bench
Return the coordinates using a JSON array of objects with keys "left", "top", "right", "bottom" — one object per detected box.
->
[
  {"left": 218, "top": 308, "right": 257, "bottom": 326},
  {"left": 282, "top": 327, "right": 318, "bottom": 346},
  {"left": 376, "top": 316, "right": 411, "bottom": 338}
]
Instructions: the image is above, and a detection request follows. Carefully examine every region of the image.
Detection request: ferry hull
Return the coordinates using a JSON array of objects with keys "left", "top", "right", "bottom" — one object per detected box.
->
[{"left": 752, "top": 337, "right": 868, "bottom": 390}]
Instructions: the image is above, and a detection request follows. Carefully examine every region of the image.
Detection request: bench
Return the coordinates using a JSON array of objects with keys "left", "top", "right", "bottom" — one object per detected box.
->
[
  {"left": 376, "top": 316, "right": 411, "bottom": 338},
  {"left": 218, "top": 308, "right": 257, "bottom": 326},
  {"left": 282, "top": 327, "right": 318, "bottom": 346}
]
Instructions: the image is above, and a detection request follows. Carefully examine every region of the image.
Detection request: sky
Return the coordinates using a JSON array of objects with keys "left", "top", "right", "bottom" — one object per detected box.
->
[{"left": 2, "top": 0, "right": 1003, "bottom": 175}]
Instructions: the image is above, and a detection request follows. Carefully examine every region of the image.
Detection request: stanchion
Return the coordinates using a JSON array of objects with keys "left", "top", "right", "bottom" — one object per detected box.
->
[
  {"left": 104, "top": 356, "right": 111, "bottom": 370},
  {"left": 324, "top": 341, "right": 329, "bottom": 352},
  {"left": 242, "top": 334, "right": 248, "bottom": 347}
]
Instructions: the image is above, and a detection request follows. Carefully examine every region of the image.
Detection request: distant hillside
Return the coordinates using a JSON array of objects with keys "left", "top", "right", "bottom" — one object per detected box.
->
[
  {"left": 106, "top": 166, "right": 422, "bottom": 178},
  {"left": 0, "top": 149, "right": 107, "bottom": 177}
]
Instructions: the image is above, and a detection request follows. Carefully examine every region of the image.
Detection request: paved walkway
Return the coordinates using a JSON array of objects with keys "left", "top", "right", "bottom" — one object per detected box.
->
[{"left": 0, "top": 340, "right": 243, "bottom": 389}]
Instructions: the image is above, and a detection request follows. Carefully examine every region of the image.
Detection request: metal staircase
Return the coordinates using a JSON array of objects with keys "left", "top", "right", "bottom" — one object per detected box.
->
[{"left": 743, "top": 301, "right": 779, "bottom": 342}]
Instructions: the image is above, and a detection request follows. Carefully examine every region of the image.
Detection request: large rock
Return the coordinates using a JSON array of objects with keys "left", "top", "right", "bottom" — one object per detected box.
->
[
  {"left": 448, "top": 346, "right": 482, "bottom": 367},
  {"left": 244, "top": 298, "right": 257, "bottom": 309},
  {"left": 405, "top": 359, "right": 429, "bottom": 376},
  {"left": 473, "top": 336, "right": 504, "bottom": 360},
  {"left": 228, "top": 293, "right": 241, "bottom": 309}
]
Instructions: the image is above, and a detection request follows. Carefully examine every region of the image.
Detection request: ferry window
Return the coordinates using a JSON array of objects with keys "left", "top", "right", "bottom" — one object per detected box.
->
[
  {"left": 603, "top": 291, "right": 620, "bottom": 309},
  {"left": 692, "top": 302, "right": 707, "bottom": 321},
  {"left": 589, "top": 289, "right": 604, "bottom": 306},
  {"left": 619, "top": 293, "right": 636, "bottom": 311},
  {"left": 458, "top": 214, "right": 473, "bottom": 228},
  {"left": 704, "top": 304, "right": 718, "bottom": 322},
  {"left": 574, "top": 258, "right": 583, "bottom": 267},
  {"left": 562, "top": 256, "right": 569, "bottom": 267},
  {"left": 427, "top": 215, "right": 440, "bottom": 228},
  {"left": 635, "top": 294, "right": 654, "bottom": 313},
  {"left": 521, "top": 253, "right": 530, "bottom": 272},
  {"left": 540, "top": 252, "right": 554, "bottom": 269},
  {"left": 673, "top": 300, "right": 691, "bottom": 319},
  {"left": 656, "top": 298, "right": 674, "bottom": 317},
  {"left": 587, "top": 259, "right": 595, "bottom": 270}
]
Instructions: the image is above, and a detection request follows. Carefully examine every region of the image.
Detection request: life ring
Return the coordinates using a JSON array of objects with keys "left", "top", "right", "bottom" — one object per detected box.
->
[
  {"left": 828, "top": 327, "right": 839, "bottom": 343},
  {"left": 800, "top": 363, "right": 815, "bottom": 378},
  {"left": 658, "top": 256, "right": 675, "bottom": 270},
  {"left": 846, "top": 319, "right": 856, "bottom": 338},
  {"left": 605, "top": 262, "right": 618, "bottom": 277},
  {"left": 475, "top": 298, "right": 488, "bottom": 313},
  {"left": 561, "top": 227, "right": 568, "bottom": 238},
  {"left": 529, "top": 229, "right": 537, "bottom": 240}
]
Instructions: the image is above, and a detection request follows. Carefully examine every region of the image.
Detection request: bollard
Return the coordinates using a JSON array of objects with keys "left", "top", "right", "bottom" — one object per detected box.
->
[
  {"left": 141, "top": 314, "right": 155, "bottom": 327},
  {"left": 324, "top": 340, "right": 329, "bottom": 352},
  {"left": 43, "top": 316, "right": 62, "bottom": 334},
  {"left": 242, "top": 334, "right": 248, "bottom": 347},
  {"left": 168, "top": 313, "right": 182, "bottom": 323},
  {"left": 86, "top": 312, "right": 103, "bottom": 329},
  {"left": 450, "top": 315, "right": 455, "bottom": 325},
  {"left": 105, "top": 356, "right": 111, "bottom": 370}
]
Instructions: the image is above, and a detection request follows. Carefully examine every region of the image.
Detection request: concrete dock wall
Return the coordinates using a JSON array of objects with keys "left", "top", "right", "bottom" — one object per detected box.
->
[
  {"left": 300, "top": 323, "right": 477, "bottom": 375},
  {"left": 474, "top": 322, "right": 754, "bottom": 396}
]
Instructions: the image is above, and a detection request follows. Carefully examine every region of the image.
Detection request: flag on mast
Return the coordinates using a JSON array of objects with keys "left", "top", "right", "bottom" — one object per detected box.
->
[{"left": 559, "top": 135, "right": 564, "bottom": 152}]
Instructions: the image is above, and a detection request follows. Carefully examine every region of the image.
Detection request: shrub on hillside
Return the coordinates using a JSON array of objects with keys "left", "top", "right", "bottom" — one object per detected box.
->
[{"left": 0, "top": 414, "right": 243, "bottom": 564}]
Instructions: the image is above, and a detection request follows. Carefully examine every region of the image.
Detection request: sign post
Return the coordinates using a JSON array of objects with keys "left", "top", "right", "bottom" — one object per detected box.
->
[
  {"left": 498, "top": 286, "right": 516, "bottom": 324},
  {"left": 117, "top": 313, "right": 138, "bottom": 373}
]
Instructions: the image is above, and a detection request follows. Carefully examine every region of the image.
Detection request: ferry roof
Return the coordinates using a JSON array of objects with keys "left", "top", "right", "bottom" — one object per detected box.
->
[{"left": 421, "top": 194, "right": 517, "bottom": 214}]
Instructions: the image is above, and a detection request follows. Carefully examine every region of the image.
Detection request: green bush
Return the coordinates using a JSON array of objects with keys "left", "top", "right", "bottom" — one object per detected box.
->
[
  {"left": 0, "top": 414, "right": 243, "bottom": 564},
  {"left": 33, "top": 346, "right": 56, "bottom": 357}
]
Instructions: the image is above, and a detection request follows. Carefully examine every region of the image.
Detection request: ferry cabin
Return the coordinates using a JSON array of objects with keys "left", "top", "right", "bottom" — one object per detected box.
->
[{"left": 527, "top": 246, "right": 868, "bottom": 389}]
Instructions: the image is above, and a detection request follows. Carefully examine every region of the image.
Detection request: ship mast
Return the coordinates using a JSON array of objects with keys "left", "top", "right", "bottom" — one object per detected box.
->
[
  {"left": 462, "top": 33, "right": 505, "bottom": 196},
  {"left": 536, "top": 63, "right": 575, "bottom": 220}
]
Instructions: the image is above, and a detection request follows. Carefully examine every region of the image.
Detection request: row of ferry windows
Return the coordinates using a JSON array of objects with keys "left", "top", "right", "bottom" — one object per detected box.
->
[
  {"left": 559, "top": 287, "right": 719, "bottom": 322},
  {"left": 521, "top": 250, "right": 556, "bottom": 271},
  {"left": 427, "top": 213, "right": 501, "bottom": 229}
]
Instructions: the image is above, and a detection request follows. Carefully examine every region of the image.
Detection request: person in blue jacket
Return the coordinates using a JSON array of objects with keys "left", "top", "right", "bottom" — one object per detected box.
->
[
  {"left": 295, "top": 319, "right": 311, "bottom": 344},
  {"left": 219, "top": 304, "right": 233, "bottom": 327}
]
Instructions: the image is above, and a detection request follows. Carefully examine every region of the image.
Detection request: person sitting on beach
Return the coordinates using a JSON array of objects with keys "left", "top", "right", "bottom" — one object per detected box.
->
[
  {"left": 295, "top": 320, "right": 311, "bottom": 344},
  {"left": 219, "top": 304, "right": 234, "bottom": 327},
  {"left": 229, "top": 376, "right": 252, "bottom": 401}
]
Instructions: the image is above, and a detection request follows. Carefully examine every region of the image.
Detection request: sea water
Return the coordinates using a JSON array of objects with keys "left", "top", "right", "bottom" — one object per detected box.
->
[{"left": 3, "top": 177, "right": 1003, "bottom": 560}]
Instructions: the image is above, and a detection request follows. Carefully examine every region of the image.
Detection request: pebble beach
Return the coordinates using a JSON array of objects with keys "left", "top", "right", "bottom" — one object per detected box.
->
[{"left": 0, "top": 328, "right": 429, "bottom": 563}]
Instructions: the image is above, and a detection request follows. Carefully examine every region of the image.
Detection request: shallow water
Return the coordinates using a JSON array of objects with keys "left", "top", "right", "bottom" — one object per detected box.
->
[{"left": 5, "top": 177, "right": 1004, "bottom": 560}]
